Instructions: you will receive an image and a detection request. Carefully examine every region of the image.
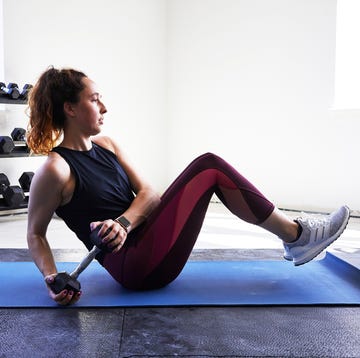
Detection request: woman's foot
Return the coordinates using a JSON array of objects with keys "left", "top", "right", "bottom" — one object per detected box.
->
[{"left": 283, "top": 206, "right": 350, "bottom": 266}]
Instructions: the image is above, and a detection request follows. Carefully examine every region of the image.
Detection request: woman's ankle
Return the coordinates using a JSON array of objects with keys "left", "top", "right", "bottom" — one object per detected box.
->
[{"left": 282, "top": 221, "right": 301, "bottom": 243}]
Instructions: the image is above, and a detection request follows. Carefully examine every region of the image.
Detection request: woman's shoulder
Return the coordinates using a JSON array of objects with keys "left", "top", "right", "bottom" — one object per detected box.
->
[
  {"left": 91, "top": 135, "right": 116, "bottom": 153},
  {"left": 37, "top": 152, "right": 72, "bottom": 183},
  {"left": 29, "top": 152, "right": 74, "bottom": 208}
]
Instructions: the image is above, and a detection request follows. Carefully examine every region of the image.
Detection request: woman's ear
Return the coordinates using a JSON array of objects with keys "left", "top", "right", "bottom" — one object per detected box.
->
[{"left": 63, "top": 102, "right": 76, "bottom": 118}]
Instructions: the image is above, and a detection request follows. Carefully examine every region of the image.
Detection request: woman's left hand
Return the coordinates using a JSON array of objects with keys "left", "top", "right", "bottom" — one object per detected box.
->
[{"left": 90, "top": 219, "right": 127, "bottom": 253}]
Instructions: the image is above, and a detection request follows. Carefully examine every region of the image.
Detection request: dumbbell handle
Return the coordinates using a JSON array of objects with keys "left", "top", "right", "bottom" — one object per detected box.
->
[{"left": 70, "top": 245, "right": 102, "bottom": 280}]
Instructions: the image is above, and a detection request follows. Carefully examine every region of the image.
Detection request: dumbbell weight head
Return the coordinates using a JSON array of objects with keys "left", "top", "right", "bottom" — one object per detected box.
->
[
  {"left": 0, "top": 136, "right": 15, "bottom": 154},
  {"left": 48, "top": 272, "right": 81, "bottom": 295},
  {"left": 9, "top": 87, "right": 20, "bottom": 99},
  {"left": 0, "top": 173, "right": 10, "bottom": 188},
  {"left": 0, "top": 133, "right": 29, "bottom": 154},
  {"left": 0, "top": 83, "right": 20, "bottom": 99},
  {"left": 11, "top": 128, "right": 26, "bottom": 141},
  {"left": 2, "top": 185, "right": 25, "bottom": 207},
  {"left": 0, "top": 82, "right": 7, "bottom": 97},
  {"left": 0, "top": 173, "right": 25, "bottom": 207},
  {"left": 20, "top": 84, "right": 33, "bottom": 100},
  {"left": 19, "top": 172, "right": 34, "bottom": 192},
  {"left": 48, "top": 227, "right": 112, "bottom": 295},
  {"left": 11, "top": 128, "right": 29, "bottom": 153}
]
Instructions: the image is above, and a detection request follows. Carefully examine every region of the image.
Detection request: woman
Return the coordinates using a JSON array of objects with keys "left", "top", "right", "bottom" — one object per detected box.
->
[{"left": 26, "top": 67, "right": 350, "bottom": 306}]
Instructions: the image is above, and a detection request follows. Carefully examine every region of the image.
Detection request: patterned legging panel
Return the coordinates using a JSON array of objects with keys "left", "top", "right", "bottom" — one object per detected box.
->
[{"left": 103, "top": 152, "right": 275, "bottom": 290}]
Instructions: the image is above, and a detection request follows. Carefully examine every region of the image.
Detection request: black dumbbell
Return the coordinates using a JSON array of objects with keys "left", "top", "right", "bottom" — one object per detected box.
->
[
  {"left": 0, "top": 173, "right": 25, "bottom": 208},
  {"left": 11, "top": 128, "right": 29, "bottom": 153},
  {"left": 19, "top": 84, "right": 33, "bottom": 100},
  {"left": 0, "top": 136, "right": 15, "bottom": 154},
  {"left": 19, "top": 172, "right": 34, "bottom": 192},
  {"left": 0, "top": 136, "right": 29, "bottom": 154},
  {"left": 48, "top": 226, "right": 111, "bottom": 294},
  {"left": 0, "top": 82, "right": 20, "bottom": 100},
  {"left": 21, "top": 84, "right": 33, "bottom": 100},
  {"left": 0, "top": 128, "right": 29, "bottom": 154},
  {"left": 11, "top": 127, "right": 26, "bottom": 141}
]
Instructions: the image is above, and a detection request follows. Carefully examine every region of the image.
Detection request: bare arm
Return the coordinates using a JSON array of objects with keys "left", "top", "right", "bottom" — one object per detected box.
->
[
  {"left": 27, "top": 156, "right": 63, "bottom": 276},
  {"left": 27, "top": 154, "right": 81, "bottom": 305}
]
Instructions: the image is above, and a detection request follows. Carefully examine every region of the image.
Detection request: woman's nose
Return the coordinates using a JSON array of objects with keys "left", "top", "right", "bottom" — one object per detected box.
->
[{"left": 99, "top": 100, "right": 107, "bottom": 113}]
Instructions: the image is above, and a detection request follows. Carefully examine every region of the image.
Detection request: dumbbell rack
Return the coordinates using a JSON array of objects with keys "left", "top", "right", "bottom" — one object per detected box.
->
[
  {"left": 0, "top": 98, "right": 27, "bottom": 105},
  {"left": 0, "top": 143, "right": 32, "bottom": 157},
  {"left": 0, "top": 144, "right": 31, "bottom": 158},
  {"left": 0, "top": 96, "right": 32, "bottom": 215},
  {"left": 0, "top": 200, "right": 29, "bottom": 216}
]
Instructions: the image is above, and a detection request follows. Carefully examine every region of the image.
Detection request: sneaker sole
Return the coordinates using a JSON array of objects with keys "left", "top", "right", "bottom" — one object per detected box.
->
[
  {"left": 293, "top": 206, "right": 350, "bottom": 266},
  {"left": 283, "top": 253, "right": 292, "bottom": 261}
]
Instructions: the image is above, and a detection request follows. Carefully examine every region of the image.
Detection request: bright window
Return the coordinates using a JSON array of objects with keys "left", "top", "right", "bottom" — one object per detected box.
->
[{"left": 333, "top": 0, "right": 360, "bottom": 110}]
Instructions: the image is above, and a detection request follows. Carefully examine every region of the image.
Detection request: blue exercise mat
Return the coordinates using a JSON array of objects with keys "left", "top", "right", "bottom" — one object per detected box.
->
[{"left": 1, "top": 253, "right": 359, "bottom": 307}]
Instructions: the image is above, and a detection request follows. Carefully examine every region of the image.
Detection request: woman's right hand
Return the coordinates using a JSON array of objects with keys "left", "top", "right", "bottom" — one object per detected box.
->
[{"left": 44, "top": 274, "right": 82, "bottom": 306}]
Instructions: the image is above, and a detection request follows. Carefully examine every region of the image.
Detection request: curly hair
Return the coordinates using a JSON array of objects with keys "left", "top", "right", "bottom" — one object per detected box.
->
[{"left": 27, "top": 67, "right": 87, "bottom": 155}]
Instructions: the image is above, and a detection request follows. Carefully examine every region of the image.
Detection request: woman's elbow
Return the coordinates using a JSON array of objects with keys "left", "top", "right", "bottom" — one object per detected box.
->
[{"left": 150, "top": 190, "right": 161, "bottom": 208}]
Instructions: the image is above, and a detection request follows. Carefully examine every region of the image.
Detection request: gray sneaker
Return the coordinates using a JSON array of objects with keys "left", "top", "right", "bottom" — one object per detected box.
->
[
  {"left": 283, "top": 245, "right": 292, "bottom": 261},
  {"left": 283, "top": 206, "right": 350, "bottom": 266}
]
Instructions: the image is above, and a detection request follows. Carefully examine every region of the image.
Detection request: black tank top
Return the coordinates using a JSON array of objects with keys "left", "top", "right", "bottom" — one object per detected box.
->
[{"left": 52, "top": 142, "right": 135, "bottom": 252}]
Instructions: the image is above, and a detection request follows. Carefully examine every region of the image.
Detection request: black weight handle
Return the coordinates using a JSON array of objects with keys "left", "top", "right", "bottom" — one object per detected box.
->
[{"left": 48, "top": 225, "right": 109, "bottom": 294}]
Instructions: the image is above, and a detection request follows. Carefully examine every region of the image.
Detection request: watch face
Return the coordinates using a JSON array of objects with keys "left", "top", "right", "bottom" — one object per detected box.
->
[{"left": 118, "top": 216, "right": 131, "bottom": 228}]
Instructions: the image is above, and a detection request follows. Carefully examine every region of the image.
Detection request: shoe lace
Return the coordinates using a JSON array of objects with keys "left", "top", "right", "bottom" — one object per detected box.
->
[
  {"left": 306, "top": 217, "right": 329, "bottom": 228},
  {"left": 299, "top": 213, "right": 330, "bottom": 228}
]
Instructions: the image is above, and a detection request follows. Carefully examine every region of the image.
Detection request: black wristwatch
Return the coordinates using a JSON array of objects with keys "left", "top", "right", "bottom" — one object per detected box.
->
[{"left": 115, "top": 216, "right": 131, "bottom": 233}]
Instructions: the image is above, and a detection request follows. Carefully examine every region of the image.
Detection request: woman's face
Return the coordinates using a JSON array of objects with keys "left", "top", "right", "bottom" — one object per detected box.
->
[{"left": 67, "top": 77, "right": 107, "bottom": 136}]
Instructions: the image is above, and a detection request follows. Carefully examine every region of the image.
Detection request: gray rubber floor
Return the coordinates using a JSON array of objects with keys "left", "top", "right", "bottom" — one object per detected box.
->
[
  {"left": 1, "top": 306, "right": 360, "bottom": 357},
  {"left": 1, "top": 248, "right": 360, "bottom": 358},
  {"left": 1, "top": 209, "right": 360, "bottom": 357}
]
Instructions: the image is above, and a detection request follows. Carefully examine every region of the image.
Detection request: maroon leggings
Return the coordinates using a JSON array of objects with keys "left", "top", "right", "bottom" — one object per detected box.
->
[{"left": 103, "top": 153, "right": 275, "bottom": 290}]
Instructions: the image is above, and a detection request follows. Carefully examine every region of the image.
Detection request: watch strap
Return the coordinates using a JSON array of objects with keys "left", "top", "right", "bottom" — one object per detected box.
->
[{"left": 115, "top": 216, "right": 131, "bottom": 233}]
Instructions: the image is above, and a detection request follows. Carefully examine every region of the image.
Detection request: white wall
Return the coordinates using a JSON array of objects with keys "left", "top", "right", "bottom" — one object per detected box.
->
[
  {"left": 167, "top": 0, "right": 360, "bottom": 212},
  {"left": 1, "top": 0, "right": 167, "bottom": 186},
  {"left": 0, "top": 0, "right": 3, "bottom": 80},
  {"left": 2, "top": 0, "right": 359, "bottom": 212}
]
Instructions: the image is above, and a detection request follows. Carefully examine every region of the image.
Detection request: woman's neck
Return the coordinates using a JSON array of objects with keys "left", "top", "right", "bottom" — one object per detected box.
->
[{"left": 59, "top": 137, "right": 93, "bottom": 151}]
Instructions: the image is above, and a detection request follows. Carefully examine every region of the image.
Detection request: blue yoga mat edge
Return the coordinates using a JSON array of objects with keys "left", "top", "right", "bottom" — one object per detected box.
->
[{"left": 1, "top": 253, "right": 360, "bottom": 308}]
